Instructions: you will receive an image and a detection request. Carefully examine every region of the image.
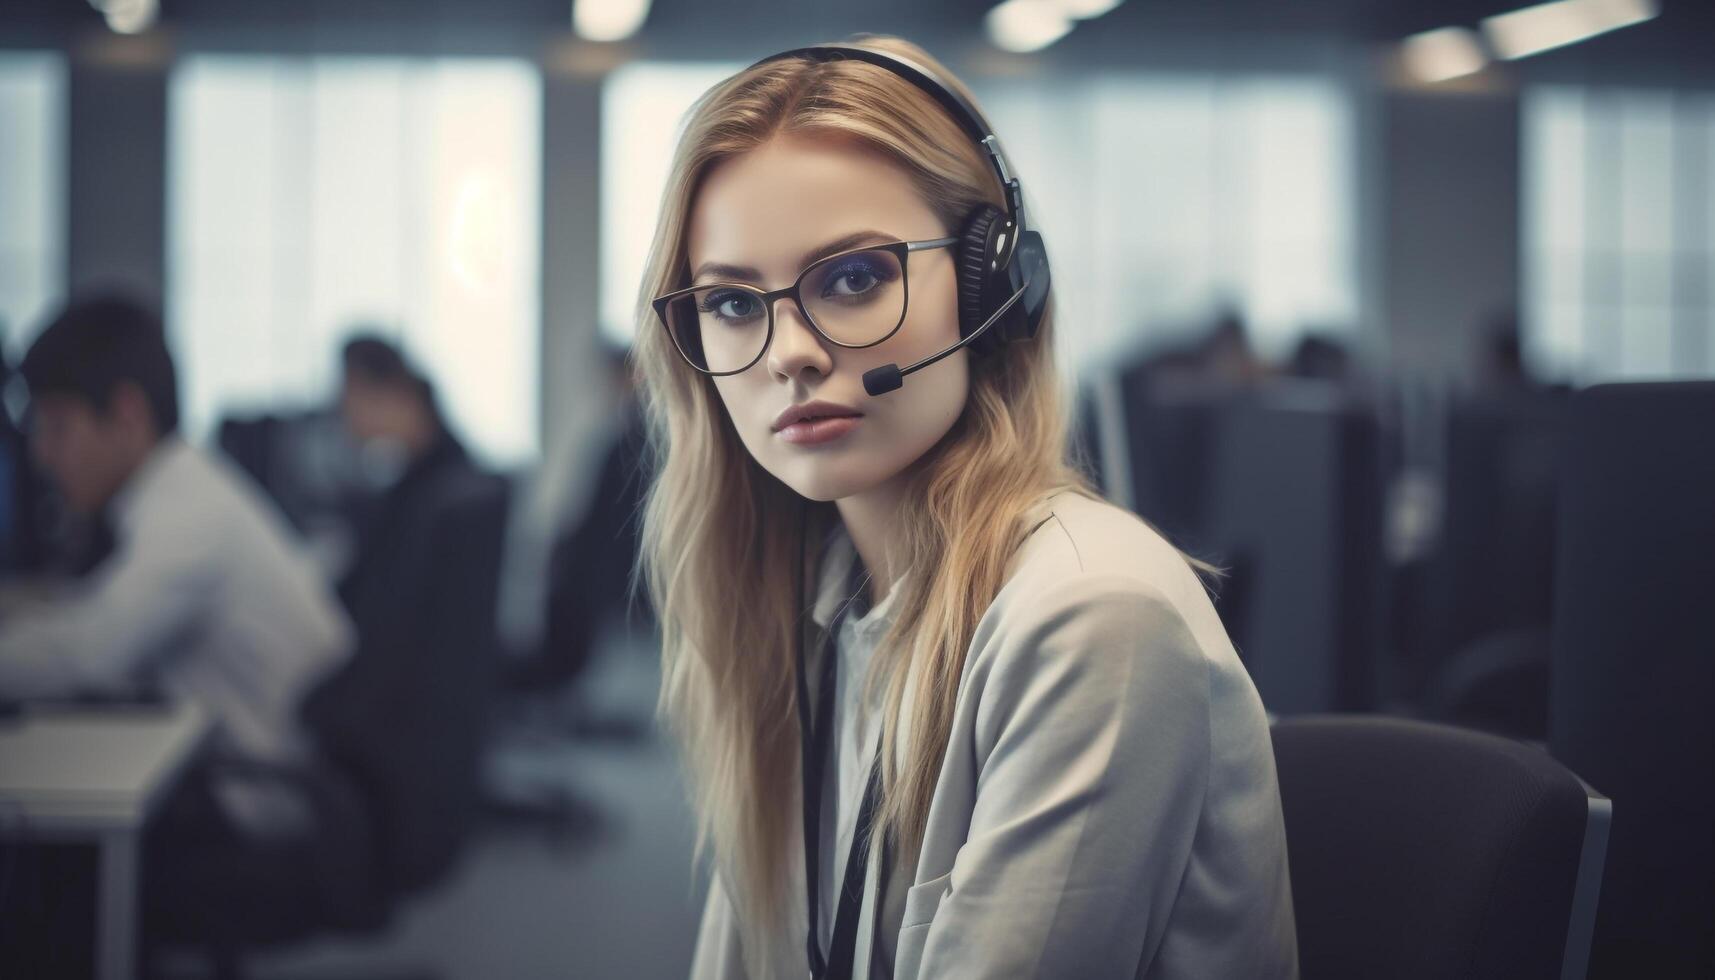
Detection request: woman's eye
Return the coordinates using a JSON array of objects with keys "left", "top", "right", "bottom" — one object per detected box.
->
[
  {"left": 702, "top": 291, "right": 760, "bottom": 322},
  {"left": 823, "top": 265, "right": 881, "bottom": 299}
]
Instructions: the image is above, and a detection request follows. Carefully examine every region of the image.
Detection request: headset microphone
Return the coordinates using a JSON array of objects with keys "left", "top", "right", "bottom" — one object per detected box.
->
[{"left": 862, "top": 280, "right": 1029, "bottom": 397}]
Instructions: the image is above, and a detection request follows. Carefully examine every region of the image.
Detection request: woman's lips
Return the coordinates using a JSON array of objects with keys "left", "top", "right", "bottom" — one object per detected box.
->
[{"left": 776, "top": 414, "right": 862, "bottom": 446}]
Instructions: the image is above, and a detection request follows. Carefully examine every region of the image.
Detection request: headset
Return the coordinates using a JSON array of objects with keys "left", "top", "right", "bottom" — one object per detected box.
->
[{"left": 746, "top": 44, "right": 1054, "bottom": 397}]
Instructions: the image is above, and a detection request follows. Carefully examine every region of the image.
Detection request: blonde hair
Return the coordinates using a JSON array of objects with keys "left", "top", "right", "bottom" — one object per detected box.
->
[{"left": 633, "top": 36, "right": 1151, "bottom": 973}]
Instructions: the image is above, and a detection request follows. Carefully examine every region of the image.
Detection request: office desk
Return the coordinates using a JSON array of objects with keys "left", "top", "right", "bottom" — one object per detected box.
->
[{"left": 0, "top": 702, "right": 211, "bottom": 980}]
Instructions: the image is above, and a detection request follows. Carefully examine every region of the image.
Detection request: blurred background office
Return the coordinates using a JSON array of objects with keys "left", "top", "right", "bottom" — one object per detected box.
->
[{"left": 0, "top": 0, "right": 1710, "bottom": 978}]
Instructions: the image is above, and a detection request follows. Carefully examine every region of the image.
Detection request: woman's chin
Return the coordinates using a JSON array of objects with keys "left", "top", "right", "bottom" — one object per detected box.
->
[{"left": 774, "top": 459, "right": 889, "bottom": 505}]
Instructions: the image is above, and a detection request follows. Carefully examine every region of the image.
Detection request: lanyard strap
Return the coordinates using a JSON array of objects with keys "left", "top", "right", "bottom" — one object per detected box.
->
[
  {"left": 827, "top": 761, "right": 883, "bottom": 979},
  {"left": 796, "top": 552, "right": 882, "bottom": 980}
]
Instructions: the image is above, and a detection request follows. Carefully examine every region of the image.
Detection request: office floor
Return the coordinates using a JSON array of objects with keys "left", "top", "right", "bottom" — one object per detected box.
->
[{"left": 245, "top": 627, "right": 707, "bottom": 980}]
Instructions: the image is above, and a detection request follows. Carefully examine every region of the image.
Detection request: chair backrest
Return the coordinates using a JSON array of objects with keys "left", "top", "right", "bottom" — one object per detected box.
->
[
  {"left": 306, "top": 463, "right": 511, "bottom": 896},
  {"left": 1272, "top": 715, "right": 1609, "bottom": 980}
]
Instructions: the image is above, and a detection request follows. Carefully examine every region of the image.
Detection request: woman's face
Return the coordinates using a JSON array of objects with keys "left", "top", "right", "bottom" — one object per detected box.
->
[{"left": 686, "top": 135, "right": 968, "bottom": 503}]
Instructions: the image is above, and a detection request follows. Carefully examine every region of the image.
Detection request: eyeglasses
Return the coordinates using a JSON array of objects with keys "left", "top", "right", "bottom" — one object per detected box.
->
[{"left": 652, "top": 237, "right": 959, "bottom": 376}]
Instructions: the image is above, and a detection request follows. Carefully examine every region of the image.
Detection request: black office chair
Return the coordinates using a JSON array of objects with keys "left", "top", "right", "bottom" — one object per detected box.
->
[
  {"left": 1272, "top": 715, "right": 1609, "bottom": 979},
  {"left": 309, "top": 465, "right": 511, "bottom": 897}
]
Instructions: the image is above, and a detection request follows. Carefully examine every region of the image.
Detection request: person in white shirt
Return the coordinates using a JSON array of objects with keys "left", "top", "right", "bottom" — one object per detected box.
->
[
  {"left": 0, "top": 295, "right": 354, "bottom": 835},
  {"left": 632, "top": 36, "right": 1297, "bottom": 980}
]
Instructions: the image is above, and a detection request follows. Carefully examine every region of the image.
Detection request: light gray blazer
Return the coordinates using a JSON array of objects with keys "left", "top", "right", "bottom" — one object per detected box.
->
[{"left": 691, "top": 492, "right": 1299, "bottom": 979}]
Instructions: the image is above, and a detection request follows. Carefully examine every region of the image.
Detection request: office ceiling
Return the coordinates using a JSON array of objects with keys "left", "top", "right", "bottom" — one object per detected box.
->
[{"left": 2, "top": 0, "right": 1710, "bottom": 77}]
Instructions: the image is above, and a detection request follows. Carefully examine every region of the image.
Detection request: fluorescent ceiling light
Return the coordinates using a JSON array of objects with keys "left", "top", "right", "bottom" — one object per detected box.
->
[
  {"left": 573, "top": 0, "right": 651, "bottom": 43},
  {"left": 1047, "top": 0, "right": 1124, "bottom": 19},
  {"left": 987, "top": 0, "right": 1075, "bottom": 53},
  {"left": 89, "top": 0, "right": 156, "bottom": 34},
  {"left": 1401, "top": 26, "right": 1489, "bottom": 83},
  {"left": 1482, "top": 0, "right": 1659, "bottom": 60}
]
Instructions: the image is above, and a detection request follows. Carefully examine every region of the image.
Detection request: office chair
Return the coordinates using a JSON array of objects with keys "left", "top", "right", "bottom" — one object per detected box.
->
[{"left": 1272, "top": 715, "right": 1608, "bottom": 979}]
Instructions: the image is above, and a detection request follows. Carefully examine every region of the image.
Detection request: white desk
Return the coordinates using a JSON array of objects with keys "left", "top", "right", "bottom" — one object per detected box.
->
[{"left": 0, "top": 702, "right": 211, "bottom": 980}]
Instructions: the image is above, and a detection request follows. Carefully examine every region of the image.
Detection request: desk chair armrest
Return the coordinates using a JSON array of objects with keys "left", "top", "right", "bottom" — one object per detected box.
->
[{"left": 1561, "top": 774, "right": 1611, "bottom": 980}]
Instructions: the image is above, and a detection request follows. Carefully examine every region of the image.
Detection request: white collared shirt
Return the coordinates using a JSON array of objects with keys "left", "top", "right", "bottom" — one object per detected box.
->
[{"left": 0, "top": 437, "right": 354, "bottom": 831}]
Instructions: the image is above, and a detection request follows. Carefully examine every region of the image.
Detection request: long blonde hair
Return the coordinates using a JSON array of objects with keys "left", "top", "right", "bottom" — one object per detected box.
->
[{"left": 635, "top": 35, "right": 1109, "bottom": 969}]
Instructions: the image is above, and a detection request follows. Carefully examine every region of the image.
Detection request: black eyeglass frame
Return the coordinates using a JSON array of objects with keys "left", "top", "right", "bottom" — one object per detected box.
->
[{"left": 652, "top": 236, "right": 959, "bottom": 377}]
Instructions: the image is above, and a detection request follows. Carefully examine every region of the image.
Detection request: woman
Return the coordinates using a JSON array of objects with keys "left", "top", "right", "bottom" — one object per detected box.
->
[{"left": 634, "top": 36, "right": 1298, "bottom": 980}]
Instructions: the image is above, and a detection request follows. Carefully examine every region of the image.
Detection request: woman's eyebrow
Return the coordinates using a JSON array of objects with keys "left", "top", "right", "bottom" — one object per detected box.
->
[{"left": 690, "top": 229, "right": 895, "bottom": 286}]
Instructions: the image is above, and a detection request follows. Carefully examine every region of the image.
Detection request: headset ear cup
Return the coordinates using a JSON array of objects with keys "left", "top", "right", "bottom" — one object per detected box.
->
[
  {"left": 956, "top": 206, "right": 999, "bottom": 351},
  {"left": 956, "top": 205, "right": 1021, "bottom": 358}
]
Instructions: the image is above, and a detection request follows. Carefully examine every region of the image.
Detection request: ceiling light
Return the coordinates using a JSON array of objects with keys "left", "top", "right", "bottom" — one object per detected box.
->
[
  {"left": 986, "top": 0, "right": 1074, "bottom": 53},
  {"left": 90, "top": 0, "right": 156, "bottom": 34},
  {"left": 1047, "top": 0, "right": 1123, "bottom": 19},
  {"left": 1482, "top": 0, "right": 1659, "bottom": 60},
  {"left": 1401, "top": 26, "right": 1489, "bottom": 83},
  {"left": 572, "top": 0, "right": 651, "bottom": 43}
]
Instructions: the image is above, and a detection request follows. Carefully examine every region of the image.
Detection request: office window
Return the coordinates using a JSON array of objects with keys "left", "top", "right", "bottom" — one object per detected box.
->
[
  {"left": 1524, "top": 86, "right": 1715, "bottom": 382},
  {"left": 0, "top": 52, "right": 66, "bottom": 355},
  {"left": 600, "top": 61, "right": 742, "bottom": 346},
  {"left": 981, "top": 73, "right": 1358, "bottom": 368},
  {"left": 170, "top": 55, "right": 542, "bottom": 464}
]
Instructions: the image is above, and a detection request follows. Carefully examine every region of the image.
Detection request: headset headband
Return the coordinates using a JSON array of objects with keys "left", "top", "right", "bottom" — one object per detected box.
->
[{"left": 745, "top": 44, "right": 1027, "bottom": 228}]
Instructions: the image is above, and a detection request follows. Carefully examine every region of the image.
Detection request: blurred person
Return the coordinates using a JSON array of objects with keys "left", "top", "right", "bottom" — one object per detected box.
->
[
  {"left": 634, "top": 38, "right": 1297, "bottom": 980},
  {"left": 0, "top": 294, "right": 354, "bottom": 834},
  {"left": 298, "top": 333, "right": 508, "bottom": 891},
  {"left": 1129, "top": 305, "right": 1270, "bottom": 397},
  {"left": 330, "top": 333, "right": 504, "bottom": 622},
  {"left": 1199, "top": 305, "right": 1269, "bottom": 386}
]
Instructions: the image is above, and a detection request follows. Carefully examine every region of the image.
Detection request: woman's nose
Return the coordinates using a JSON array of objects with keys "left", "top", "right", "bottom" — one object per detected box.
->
[{"left": 767, "top": 301, "right": 834, "bottom": 382}]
